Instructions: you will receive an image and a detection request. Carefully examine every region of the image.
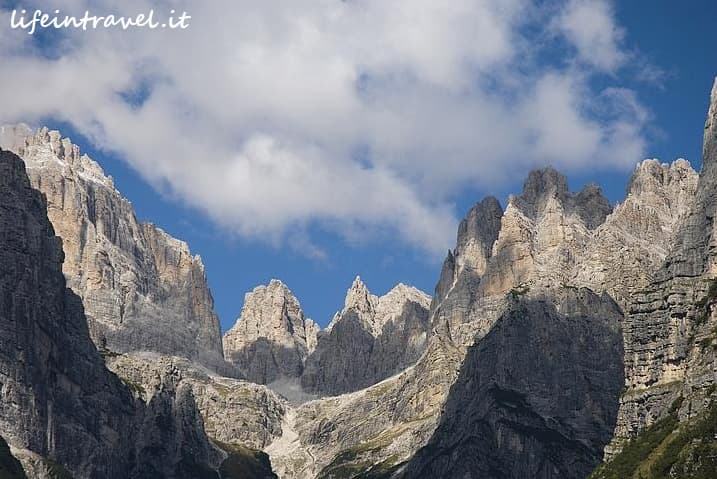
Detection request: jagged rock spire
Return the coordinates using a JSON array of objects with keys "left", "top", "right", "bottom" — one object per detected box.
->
[
  {"left": 302, "top": 278, "right": 431, "bottom": 396},
  {"left": 343, "top": 275, "right": 379, "bottom": 315},
  {"left": 703, "top": 77, "right": 717, "bottom": 168},
  {"left": 223, "top": 279, "right": 319, "bottom": 384}
]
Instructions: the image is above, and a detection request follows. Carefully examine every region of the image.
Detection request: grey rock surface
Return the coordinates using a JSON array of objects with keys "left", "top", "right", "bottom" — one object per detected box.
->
[
  {"left": 2, "top": 79, "right": 714, "bottom": 479},
  {"left": 266, "top": 149, "right": 700, "bottom": 478},
  {"left": 224, "top": 277, "right": 431, "bottom": 398},
  {"left": 0, "top": 435, "right": 27, "bottom": 479},
  {"left": 0, "top": 149, "right": 226, "bottom": 478},
  {"left": 575, "top": 158, "right": 698, "bottom": 308},
  {"left": 605, "top": 78, "right": 717, "bottom": 457},
  {"left": 0, "top": 148, "right": 137, "bottom": 478},
  {"left": 107, "top": 353, "right": 287, "bottom": 451},
  {"left": 223, "top": 280, "right": 319, "bottom": 385},
  {"left": 301, "top": 278, "right": 431, "bottom": 396},
  {"left": 0, "top": 125, "right": 225, "bottom": 369},
  {"left": 400, "top": 289, "right": 624, "bottom": 479}
]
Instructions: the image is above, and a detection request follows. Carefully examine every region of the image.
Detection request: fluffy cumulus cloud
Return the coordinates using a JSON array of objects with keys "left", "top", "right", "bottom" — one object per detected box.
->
[
  {"left": 554, "top": 0, "right": 626, "bottom": 73},
  {"left": 0, "top": 0, "right": 653, "bottom": 258}
]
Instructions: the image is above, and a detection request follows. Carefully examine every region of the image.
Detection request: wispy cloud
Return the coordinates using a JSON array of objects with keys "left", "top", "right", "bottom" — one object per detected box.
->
[{"left": 0, "top": 0, "right": 655, "bottom": 258}]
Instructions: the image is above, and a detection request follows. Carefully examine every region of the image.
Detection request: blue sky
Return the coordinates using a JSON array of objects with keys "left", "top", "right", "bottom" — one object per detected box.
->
[{"left": 1, "top": 1, "right": 715, "bottom": 330}]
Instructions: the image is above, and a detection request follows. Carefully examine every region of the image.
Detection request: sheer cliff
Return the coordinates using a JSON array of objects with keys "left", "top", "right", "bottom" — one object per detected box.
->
[
  {"left": 401, "top": 289, "right": 624, "bottom": 479},
  {"left": 592, "top": 78, "right": 717, "bottom": 478},
  {"left": 0, "top": 149, "right": 228, "bottom": 478},
  {"left": 0, "top": 125, "right": 224, "bottom": 369},
  {"left": 2, "top": 77, "right": 715, "bottom": 479},
  {"left": 263, "top": 129, "right": 700, "bottom": 479}
]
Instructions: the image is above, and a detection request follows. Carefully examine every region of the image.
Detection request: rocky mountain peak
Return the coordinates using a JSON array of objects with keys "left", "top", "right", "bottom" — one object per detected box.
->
[
  {"left": 301, "top": 279, "right": 431, "bottom": 396},
  {"left": 0, "top": 149, "right": 231, "bottom": 478},
  {"left": 512, "top": 166, "right": 612, "bottom": 229},
  {"left": 705, "top": 77, "right": 717, "bottom": 165},
  {"left": 223, "top": 280, "right": 319, "bottom": 384},
  {"left": 226, "top": 280, "right": 308, "bottom": 343},
  {"left": 330, "top": 277, "right": 430, "bottom": 337},
  {"left": 0, "top": 125, "right": 225, "bottom": 368},
  {"left": 376, "top": 283, "right": 431, "bottom": 327},
  {"left": 570, "top": 157, "right": 699, "bottom": 307},
  {"left": 343, "top": 275, "right": 379, "bottom": 315},
  {"left": 432, "top": 197, "right": 503, "bottom": 307},
  {"left": 627, "top": 158, "right": 696, "bottom": 198},
  {"left": 573, "top": 183, "right": 612, "bottom": 229},
  {"left": 521, "top": 166, "right": 569, "bottom": 203},
  {"left": 1, "top": 124, "right": 115, "bottom": 189},
  {"left": 454, "top": 196, "right": 503, "bottom": 276}
]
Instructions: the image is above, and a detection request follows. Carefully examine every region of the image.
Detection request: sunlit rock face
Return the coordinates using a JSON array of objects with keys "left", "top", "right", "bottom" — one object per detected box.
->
[
  {"left": 0, "top": 124, "right": 225, "bottom": 369},
  {"left": 605, "top": 78, "right": 717, "bottom": 458},
  {"left": 223, "top": 279, "right": 320, "bottom": 385},
  {"left": 301, "top": 278, "right": 431, "bottom": 396},
  {"left": 0, "top": 149, "right": 224, "bottom": 478},
  {"left": 223, "top": 277, "right": 432, "bottom": 397},
  {"left": 1, "top": 79, "right": 713, "bottom": 479}
]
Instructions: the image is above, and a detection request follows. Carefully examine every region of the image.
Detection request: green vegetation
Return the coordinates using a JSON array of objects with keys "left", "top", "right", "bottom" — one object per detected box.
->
[
  {"left": 509, "top": 284, "right": 530, "bottom": 298},
  {"left": 318, "top": 429, "right": 408, "bottom": 479},
  {"left": 42, "top": 460, "right": 74, "bottom": 479},
  {"left": 590, "top": 412, "right": 679, "bottom": 479},
  {"left": 212, "top": 440, "right": 277, "bottom": 479},
  {"left": 695, "top": 279, "right": 717, "bottom": 325},
  {"left": 318, "top": 429, "right": 403, "bottom": 479},
  {"left": 590, "top": 398, "right": 717, "bottom": 479},
  {"left": 318, "top": 451, "right": 403, "bottom": 479},
  {"left": 117, "top": 376, "right": 146, "bottom": 397},
  {"left": 0, "top": 435, "right": 27, "bottom": 479}
]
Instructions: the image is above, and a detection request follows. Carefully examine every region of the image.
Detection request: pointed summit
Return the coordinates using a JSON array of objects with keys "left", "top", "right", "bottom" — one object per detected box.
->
[
  {"left": 511, "top": 166, "right": 611, "bottom": 228},
  {"left": 703, "top": 76, "right": 717, "bottom": 170},
  {"left": 521, "top": 167, "right": 569, "bottom": 202},
  {"left": 454, "top": 196, "right": 504, "bottom": 278},
  {"left": 301, "top": 279, "right": 431, "bottom": 396},
  {"left": 223, "top": 280, "right": 318, "bottom": 384},
  {"left": 344, "top": 275, "right": 379, "bottom": 314}
]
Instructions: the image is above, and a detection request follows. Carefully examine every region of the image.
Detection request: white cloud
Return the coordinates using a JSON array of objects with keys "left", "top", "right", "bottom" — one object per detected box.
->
[
  {"left": 0, "top": 0, "right": 651, "bottom": 258},
  {"left": 555, "top": 0, "right": 626, "bottom": 73}
]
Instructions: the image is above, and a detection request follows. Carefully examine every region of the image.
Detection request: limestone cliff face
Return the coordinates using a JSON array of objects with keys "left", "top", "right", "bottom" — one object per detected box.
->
[
  {"left": 463, "top": 161, "right": 697, "bottom": 312},
  {"left": 479, "top": 168, "right": 612, "bottom": 298},
  {"left": 433, "top": 197, "right": 502, "bottom": 309},
  {"left": 224, "top": 277, "right": 430, "bottom": 397},
  {"left": 223, "top": 280, "right": 320, "bottom": 385},
  {"left": 0, "top": 148, "right": 135, "bottom": 477},
  {"left": 603, "top": 79, "right": 717, "bottom": 459},
  {"left": 106, "top": 353, "right": 287, "bottom": 451},
  {"left": 265, "top": 152, "right": 701, "bottom": 478},
  {"left": 3, "top": 81, "right": 713, "bottom": 479},
  {"left": 575, "top": 159, "right": 698, "bottom": 308},
  {"left": 0, "top": 149, "right": 226, "bottom": 478},
  {"left": 301, "top": 278, "right": 431, "bottom": 396},
  {"left": 0, "top": 125, "right": 225, "bottom": 369},
  {"left": 401, "top": 289, "right": 624, "bottom": 479}
]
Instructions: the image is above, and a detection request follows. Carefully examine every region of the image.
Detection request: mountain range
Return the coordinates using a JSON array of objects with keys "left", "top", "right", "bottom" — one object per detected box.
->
[{"left": 0, "top": 78, "right": 715, "bottom": 478}]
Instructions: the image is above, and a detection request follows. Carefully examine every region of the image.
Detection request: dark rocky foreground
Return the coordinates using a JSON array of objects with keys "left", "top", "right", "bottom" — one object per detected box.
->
[
  {"left": 0, "top": 149, "right": 272, "bottom": 478},
  {"left": 399, "top": 289, "right": 624, "bottom": 479}
]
